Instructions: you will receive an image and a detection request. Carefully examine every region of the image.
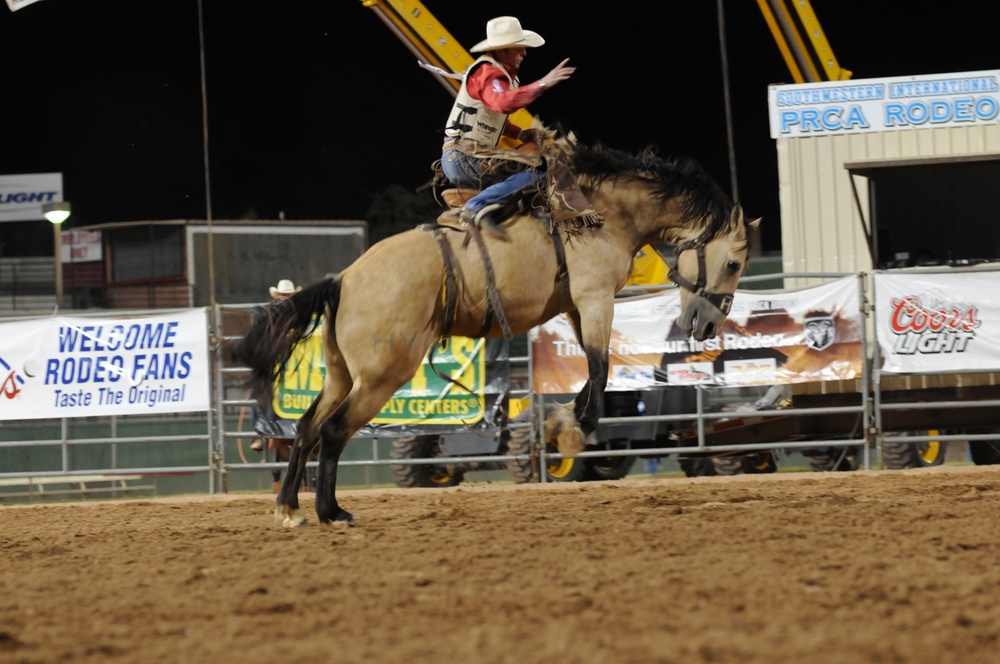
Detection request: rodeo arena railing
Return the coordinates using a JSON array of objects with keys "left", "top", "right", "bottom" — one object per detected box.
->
[{"left": 3, "top": 266, "right": 1000, "bottom": 502}]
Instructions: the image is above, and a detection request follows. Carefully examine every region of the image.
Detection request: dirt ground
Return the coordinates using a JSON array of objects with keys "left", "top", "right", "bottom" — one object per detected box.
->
[{"left": 1, "top": 465, "right": 999, "bottom": 664}]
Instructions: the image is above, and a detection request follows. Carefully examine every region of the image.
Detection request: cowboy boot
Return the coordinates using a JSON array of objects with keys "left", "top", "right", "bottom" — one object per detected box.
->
[
  {"left": 474, "top": 203, "right": 508, "bottom": 239},
  {"left": 437, "top": 207, "right": 463, "bottom": 224}
]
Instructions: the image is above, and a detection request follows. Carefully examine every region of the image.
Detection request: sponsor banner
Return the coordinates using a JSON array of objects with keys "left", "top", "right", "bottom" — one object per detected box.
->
[
  {"left": 366, "top": 336, "right": 506, "bottom": 430},
  {"left": 768, "top": 69, "right": 1000, "bottom": 138},
  {"left": 874, "top": 271, "right": 1000, "bottom": 373},
  {"left": 254, "top": 334, "right": 510, "bottom": 438},
  {"left": 531, "top": 276, "right": 863, "bottom": 394},
  {"left": 5, "top": 0, "right": 46, "bottom": 12},
  {"left": 0, "top": 310, "right": 211, "bottom": 420},
  {"left": 63, "top": 230, "right": 103, "bottom": 263},
  {"left": 0, "top": 172, "right": 63, "bottom": 223}
]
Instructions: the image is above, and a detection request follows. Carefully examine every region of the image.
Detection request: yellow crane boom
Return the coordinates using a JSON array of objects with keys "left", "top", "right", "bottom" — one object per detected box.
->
[
  {"left": 359, "top": 0, "right": 469, "bottom": 97},
  {"left": 756, "top": 0, "right": 851, "bottom": 82}
]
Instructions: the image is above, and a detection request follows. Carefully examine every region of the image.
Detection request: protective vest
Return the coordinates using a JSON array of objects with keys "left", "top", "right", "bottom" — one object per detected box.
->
[{"left": 444, "top": 55, "right": 518, "bottom": 148}]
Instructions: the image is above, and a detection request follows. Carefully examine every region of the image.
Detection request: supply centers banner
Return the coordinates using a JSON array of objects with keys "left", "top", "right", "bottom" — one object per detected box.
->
[
  {"left": 531, "top": 277, "right": 864, "bottom": 394},
  {"left": 0, "top": 310, "right": 211, "bottom": 420},
  {"left": 254, "top": 334, "right": 510, "bottom": 438}
]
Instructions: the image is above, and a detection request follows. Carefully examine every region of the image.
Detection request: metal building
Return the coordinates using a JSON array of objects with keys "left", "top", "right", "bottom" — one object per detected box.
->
[{"left": 769, "top": 69, "right": 1000, "bottom": 277}]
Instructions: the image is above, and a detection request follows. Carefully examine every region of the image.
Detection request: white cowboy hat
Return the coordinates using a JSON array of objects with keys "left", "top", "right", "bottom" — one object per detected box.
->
[
  {"left": 269, "top": 278, "right": 302, "bottom": 299},
  {"left": 470, "top": 16, "right": 545, "bottom": 53}
]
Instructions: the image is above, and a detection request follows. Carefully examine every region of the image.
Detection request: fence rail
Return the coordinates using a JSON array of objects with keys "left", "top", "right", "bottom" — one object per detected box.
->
[{"left": 3, "top": 268, "right": 1000, "bottom": 502}]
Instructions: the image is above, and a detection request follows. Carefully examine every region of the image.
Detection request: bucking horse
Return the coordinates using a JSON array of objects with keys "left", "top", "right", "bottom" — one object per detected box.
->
[{"left": 232, "top": 138, "right": 760, "bottom": 527}]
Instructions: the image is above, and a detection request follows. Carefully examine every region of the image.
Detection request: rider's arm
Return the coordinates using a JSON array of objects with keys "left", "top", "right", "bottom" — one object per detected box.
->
[{"left": 466, "top": 64, "right": 543, "bottom": 115}]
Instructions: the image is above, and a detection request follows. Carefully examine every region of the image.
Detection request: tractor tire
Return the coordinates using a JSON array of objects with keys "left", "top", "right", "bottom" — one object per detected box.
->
[
  {"left": 804, "top": 446, "right": 861, "bottom": 472},
  {"left": 712, "top": 451, "right": 778, "bottom": 476},
  {"left": 506, "top": 424, "right": 537, "bottom": 484},
  {"left": 881, "top": 433, "right": 946, "bottom": 469},
  {"left": 968, "top": 441, "right": 1000, "bottom": 465},
  {"left": 584, "top": 453, "right": 636, "bottom": 481},
  {"left": 390, "top": 435, "right": 465, "bottom": 488},
  {"left": 506, "top": 423, "right": 586, "bottom": 483},
  {"left": 678, "top": 456, "right": 718, "bottom": 477}
]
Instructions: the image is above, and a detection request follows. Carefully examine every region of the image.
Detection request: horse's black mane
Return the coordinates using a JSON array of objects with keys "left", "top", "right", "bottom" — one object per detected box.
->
[{"left": 570, "top": 141, "right": 733, "bottom": 235}]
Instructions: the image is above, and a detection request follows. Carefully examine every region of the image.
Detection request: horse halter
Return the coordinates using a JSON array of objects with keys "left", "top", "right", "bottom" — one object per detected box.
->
[{"left": 661, "top": 229, "right": 735, "bottom": 316}]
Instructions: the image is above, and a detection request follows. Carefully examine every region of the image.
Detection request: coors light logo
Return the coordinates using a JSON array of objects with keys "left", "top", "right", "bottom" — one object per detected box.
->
[{"left": 888, "top": 291, "right": 979, "bottom": 355}]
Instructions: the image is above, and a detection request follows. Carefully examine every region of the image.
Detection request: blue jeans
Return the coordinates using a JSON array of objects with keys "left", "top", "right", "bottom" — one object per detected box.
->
[{"left": 441, "top": 148, "right": 545, "bottom": 214}]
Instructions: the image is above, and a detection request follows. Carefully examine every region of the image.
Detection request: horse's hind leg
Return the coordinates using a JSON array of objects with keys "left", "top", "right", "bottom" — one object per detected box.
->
[
  {"left": 275, "top": 396, "right": 323, "bottom": 527},
  {"left": 313, "top": 381, "right": 404, "bottom": 525},
  {"left": 312, "top": 406, "right": 353, "bottom": 524}
]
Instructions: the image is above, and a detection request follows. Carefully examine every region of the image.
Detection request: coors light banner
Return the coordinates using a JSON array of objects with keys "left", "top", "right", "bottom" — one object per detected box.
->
[
  {"left": 531, "top": 276, "right": 864, "bottom": 394},
  {"left": 874, "top": 271, "right": 1000, "bottom": 374}
]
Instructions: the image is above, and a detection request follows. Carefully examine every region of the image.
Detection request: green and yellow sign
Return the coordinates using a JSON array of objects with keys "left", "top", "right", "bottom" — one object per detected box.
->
[
  {"left": 371, "top": 336, "right": 487, "bottom": 426},
  {"left": 272, "top": 322, "right": 326, "bottom": 420},
  {"left": 272, "top": 331, "right": 489, "bottom": 426}
]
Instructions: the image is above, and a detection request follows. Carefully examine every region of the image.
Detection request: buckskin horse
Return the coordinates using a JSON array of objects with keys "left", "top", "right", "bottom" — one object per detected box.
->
[{"left": 233, "top": 140, "right": 760, "bottom": 527}]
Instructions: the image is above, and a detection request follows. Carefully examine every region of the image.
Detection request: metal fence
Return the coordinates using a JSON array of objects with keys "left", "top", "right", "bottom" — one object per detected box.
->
[{"left": 4, "top": 268, "right": 1000, "bottom": 503}]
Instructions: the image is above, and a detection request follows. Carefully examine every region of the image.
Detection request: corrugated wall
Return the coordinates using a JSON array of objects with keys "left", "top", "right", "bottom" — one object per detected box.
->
[{"left": 776, "top": 124, "right": 1000, "bottom": 278}]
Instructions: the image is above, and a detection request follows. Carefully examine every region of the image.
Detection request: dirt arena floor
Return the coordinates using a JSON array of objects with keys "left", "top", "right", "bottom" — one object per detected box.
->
[{"left": 2, "top": 465, "right": 999, "bottom": 664}]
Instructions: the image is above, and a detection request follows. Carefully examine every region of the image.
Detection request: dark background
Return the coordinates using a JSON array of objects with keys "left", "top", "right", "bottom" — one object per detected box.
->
[{"left": 0, "top": 1, "right": 995, "bottom": 256}]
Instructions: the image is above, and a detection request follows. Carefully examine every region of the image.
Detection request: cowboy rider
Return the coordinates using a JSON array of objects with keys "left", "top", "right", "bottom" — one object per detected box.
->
[{"left": 440, "top": 16, "right": 575, "bottom": 238}]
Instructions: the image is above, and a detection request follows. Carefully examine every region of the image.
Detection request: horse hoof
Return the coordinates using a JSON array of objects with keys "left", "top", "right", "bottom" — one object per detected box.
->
[
  {"left": 283, "top": 515, "right": 308, "bottom": 528},
  {"left": 556, "top": 427, "right": 585, "bottom": 457},
  {"left": 544, "top": 402, "right": 577, "bottom": 439},
  {"left": 319, "top": 509, "right": 356, "bottom": 526},
  {"left": 275, "top": 505, "right": 308, "bottom": 528}
]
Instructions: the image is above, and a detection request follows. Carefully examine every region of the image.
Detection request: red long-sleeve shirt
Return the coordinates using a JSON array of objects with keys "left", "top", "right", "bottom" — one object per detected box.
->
[{"left": 465, "top": 60, "right": 544, "bottom": 139}]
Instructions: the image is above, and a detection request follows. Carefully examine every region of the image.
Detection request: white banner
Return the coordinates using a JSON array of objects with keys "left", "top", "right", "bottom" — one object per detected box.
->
[
  {"left": 769, "top": 69, "right": 1000, "bottom": 138},
  {"left": 531, "top": 277, "right": 863, "bottom": 394},
  {"left": 0, "top": 172, "right": 63, "bottom": 223},
  {"left": 63, "top": 230, "right": 103, "bottom": 263},
  {"left": 5, "top": 0, "right": 47, "bottom": 11},
  {"left": 874, "top": 271, "right": 1000, "bottom": 374},
  {"left": 0, "top": 310, "right": 211, "bottom": 420}
]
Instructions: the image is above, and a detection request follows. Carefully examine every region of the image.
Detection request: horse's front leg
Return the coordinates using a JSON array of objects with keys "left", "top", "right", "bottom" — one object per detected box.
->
[{"left": 544, "top": 307, "right": 612, "bottom": 457}]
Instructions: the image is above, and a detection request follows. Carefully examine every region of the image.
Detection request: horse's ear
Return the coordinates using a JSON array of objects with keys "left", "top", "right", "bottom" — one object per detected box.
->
[
  {"left": 730, "top": 204, "right": 761, "bottom": 234},
  {"left": 728, "top": 204, "right": 744, "bottom": 232}
]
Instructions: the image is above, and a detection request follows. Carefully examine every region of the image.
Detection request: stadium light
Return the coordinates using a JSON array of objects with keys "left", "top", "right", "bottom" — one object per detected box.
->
[{"left": 41, "top": 201, "right": 71, "bottom": 308}]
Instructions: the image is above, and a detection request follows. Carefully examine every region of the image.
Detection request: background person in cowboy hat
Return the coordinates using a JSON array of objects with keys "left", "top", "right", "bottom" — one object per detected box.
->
[
  {"left": 439, "top": 16, "right": 575, "bottom": 238},
  {"left": 250, "top": 278, "right": 302, "bottom": 477},
  {"left": 250, "top": 278, "right": 299, "bottom": 456},
  {"left": 268, "top": 278, "right": 301, "bottom": 299}
]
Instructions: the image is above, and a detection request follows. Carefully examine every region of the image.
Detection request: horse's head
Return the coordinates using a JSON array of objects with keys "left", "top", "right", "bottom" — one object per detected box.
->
[
  {"left": 567, "top": 141, "right": 760, "bottom": 339},
  {"left": 672, "top": 204, "right": 760, "bottom": 340}
]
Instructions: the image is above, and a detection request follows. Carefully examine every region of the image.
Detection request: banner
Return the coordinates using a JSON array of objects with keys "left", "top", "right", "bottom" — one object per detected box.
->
[
  {"left": 531, "top": 277, "right": 863, "bottom": 394},
  {"left": 363, "top": 336, "right": 509, "bottom": 434},
  {"left": 0, "top": 310, "right": 211, "bottom": 420},
  {"left": 0, "top": 172, "right": 63, "bottom": 222},
  {"left": 874, "top": 271, "right": 1000, "bottom": 374},
  {"left": 253, "top": 335, "right": 510, "bottom": 438},
  {"left": 5, "top": 0, "right": 46, "bottom": 12},
  {"left": 769, "top": 69, "right": 1000, "bottom": 139}
]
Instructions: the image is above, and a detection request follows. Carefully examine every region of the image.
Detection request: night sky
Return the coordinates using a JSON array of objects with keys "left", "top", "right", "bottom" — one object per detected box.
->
[{"left": 1, "top": 1, "right": 995, "bottom": 256}]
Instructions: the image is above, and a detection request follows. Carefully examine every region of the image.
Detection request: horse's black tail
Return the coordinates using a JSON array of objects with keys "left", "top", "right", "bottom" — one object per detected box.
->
[{"left": 231, "top": 274, "right": 342, "bottom": 408}]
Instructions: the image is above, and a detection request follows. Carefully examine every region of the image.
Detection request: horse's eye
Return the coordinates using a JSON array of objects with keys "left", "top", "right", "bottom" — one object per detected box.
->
[{"left": 727, "top": 259, "right": 741, "bottom": 273}]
